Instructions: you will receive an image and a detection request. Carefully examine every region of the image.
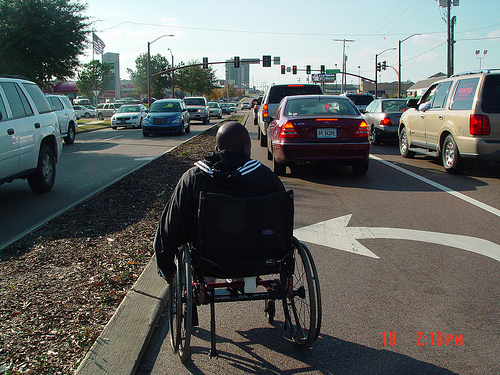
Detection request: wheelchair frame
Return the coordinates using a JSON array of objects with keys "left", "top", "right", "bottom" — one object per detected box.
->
[{"left": 168, "top": 237, "right": 322, "bottom": 362}]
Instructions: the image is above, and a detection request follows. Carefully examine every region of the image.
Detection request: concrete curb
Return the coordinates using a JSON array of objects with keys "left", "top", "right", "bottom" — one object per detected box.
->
[{"left": 75, "top": 256, "right": 168, "bottom": 375}]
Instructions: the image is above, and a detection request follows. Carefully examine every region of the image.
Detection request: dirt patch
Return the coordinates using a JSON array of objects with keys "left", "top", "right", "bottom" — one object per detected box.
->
[{"left": 0, "top": 125, "right": 220, "bottom": 374}]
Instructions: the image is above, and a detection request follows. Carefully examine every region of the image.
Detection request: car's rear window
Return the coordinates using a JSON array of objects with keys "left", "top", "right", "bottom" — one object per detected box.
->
[
  {"left": 451, "top": 78, "right": 479, "bottom": 110},
  {"left": 346, "top": 94, "right": 374, "bottom": 106},
  {"left": 285, "top": 97, "right": 357, "bottom": 117},
  {"left": 481, "top": 75, "right": 500, "bottom": 113},
  {"left": 382, "top": 100, "right": 408, "bottom": 112},
  {"left": 268, "top": 85, "right": 323, "bottom": 104}
]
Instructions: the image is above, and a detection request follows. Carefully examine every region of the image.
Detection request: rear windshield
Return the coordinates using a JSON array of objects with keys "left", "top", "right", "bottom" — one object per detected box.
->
[
  {"left": 382, "top": 99, "right": 408, "bottom": 112},
  {"left": 268, "top": 85, "right": 323, "bottom": 104},
  {"left": 346, "top": 94, "right": 374, "bottom": 106},
  {"left": 481, "top": 75, "right": 500, "bottom": 113},
  {"left": 285, "top": 97, "right": 358, "bottom": 117},
  {"left": 184, "top": 98, "right": 205, "bottom": 106}
]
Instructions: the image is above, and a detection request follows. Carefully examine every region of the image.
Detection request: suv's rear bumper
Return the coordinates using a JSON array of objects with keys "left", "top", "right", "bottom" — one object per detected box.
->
[{"left": 457, "top": 136, "right": 500, "bottom": 161}]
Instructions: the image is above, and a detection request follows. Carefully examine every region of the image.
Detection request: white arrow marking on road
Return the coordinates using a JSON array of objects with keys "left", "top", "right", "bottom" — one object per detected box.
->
[{"left": 294, "top": 214, "right": 500, "bottom": 262}]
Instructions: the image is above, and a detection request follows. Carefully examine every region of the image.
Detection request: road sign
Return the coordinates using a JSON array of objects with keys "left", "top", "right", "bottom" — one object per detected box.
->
[{"left": 326, "top": 69, "right": 341, "bottom": 74}]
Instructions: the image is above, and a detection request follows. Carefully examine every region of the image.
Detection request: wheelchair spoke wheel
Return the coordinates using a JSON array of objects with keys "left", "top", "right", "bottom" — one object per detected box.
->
[
  {"left": 170, "top": 245, "right": 193, "bottom": 362},
  {"left": 300, "top": 241, "right": 322, "bottom": 342},
  {"left": 282, "top": 239, "right": 317, "bottom": 349}
]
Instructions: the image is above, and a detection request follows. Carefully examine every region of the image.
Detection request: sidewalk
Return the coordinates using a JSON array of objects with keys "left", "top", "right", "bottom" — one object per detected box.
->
[{"left": 75, "top": 255, "right": 168, "bottom": 375}]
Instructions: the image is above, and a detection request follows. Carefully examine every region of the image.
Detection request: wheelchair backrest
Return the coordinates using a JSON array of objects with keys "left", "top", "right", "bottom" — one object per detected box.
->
[{"left": 196, "top": 190, "right": 294, "bottom": 265}]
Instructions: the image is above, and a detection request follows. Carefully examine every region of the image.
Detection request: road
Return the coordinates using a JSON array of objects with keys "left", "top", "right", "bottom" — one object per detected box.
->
[
  {"left": 138, "top": 114, "right": 500, "bottom": 374},
  {"left": 0, "top": 118, "right": 222, "bottom": 249}
]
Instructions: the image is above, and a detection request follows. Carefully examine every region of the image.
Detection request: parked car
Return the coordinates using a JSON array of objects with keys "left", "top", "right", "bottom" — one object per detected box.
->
[
  {"left": 0, "top": 76, "right": 62, "bottom": 192},
  {"left": 241, "top": 102, "right": 251, "bottom": 110},
  {"left": 219, "top": 103, "right": 231, "bottom": 114},
  {"left": 111, "top": 104, "right": 148, "bottom": 129},
  {"left": 46, "top": 94, "right": 78, "bottom": 145},
  {"left": 95, "top": 102, "right": 122, "bottom": 120},
  {"left": 183, "top": 96, "right": 210, "bottom": 124},
  {"left": 399, "top": 70, "right": 500, "bottom": 173},
  {"left": 208, "top": 102, "right": 222, "bottom": 118},
  {"left": 267, "top": 95, "right": 370, "bottom": 175},
  {"left": 363, "top": 98, "right": 408, "bottom": 145},
  {"left": 73, "top": 105, "right": 94, "bottom": 119},
  {"left": 343, "top": 93, "right": 375, "bottom": 113},
  {"left": 258, "top": 84, "right": 324, "bottom": 147},
  {"left": 141, "top": 99, "right": 190, "bottom": 136}
]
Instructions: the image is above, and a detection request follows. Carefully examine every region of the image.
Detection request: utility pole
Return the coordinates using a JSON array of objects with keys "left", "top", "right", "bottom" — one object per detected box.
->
[
  {"left": 439, "top": 0, "right": 458, "bottom": 77},
  {"left": 333, "top": 39, "right": 355, "bottom": 94}
]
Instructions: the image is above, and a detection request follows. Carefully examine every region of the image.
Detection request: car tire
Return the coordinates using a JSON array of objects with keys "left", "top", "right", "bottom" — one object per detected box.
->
[
  {"left": 143, "top": 130, "right": 149, "bottom": 137},
  {"left": 185, "top": 120, "right": 191, "bottom": 133},
  {"left": 399, "top": 127, "right": 415, "bottom": 158},
  {"left": 260, "top": 129, "right": 267, "bottom": 147},
  {"left": 254, "top": 117, "right": 258, "bottom": 125},
  {"left": 111, "top": 126, "right": 117, "bottom": 130},
  {"left": 28, "top": 145, "right": 56, "bottom": 193},
  {"left": 352, "top": 159, "right": 369, "bottom": 175},
  {"left": 218, "top": 113, "right": 222, "bottom": 119},
  {"left": 63, "top": 123, "right": 76, "bottom": 145},
  {"left": 273, "top": 155, "right": 286, "bottom": 176},
  {"left": 371, "top": 126, "right": 381, "bottom": 145},
  {"left": 98, "top": 113, "right": 104, "bottom": 120},
  {"left": 177, "top": 122, "right": 184, "bottom": 136},
  {"left": 442, "top": 134, "right": 463, "bottom": 173},
  {"left": 84, "top": 113, "right": 90, "bottom": 119}
]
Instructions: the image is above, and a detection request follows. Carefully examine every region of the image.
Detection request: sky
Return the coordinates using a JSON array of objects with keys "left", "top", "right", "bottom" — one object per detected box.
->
[{"left": 81, "top": 0, "right": 500, "bottom": 92}]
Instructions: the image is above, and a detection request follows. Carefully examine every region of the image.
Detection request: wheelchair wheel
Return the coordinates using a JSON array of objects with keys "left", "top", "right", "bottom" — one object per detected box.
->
[
  {"left": 169, "top": 244, "right": 193, "bottom": 362},
  {"left": 282, "top": 238, "right": 317, "bottom": 349},
  {"left": 300, "top": 241, "right": 322, "bottom": 342}
]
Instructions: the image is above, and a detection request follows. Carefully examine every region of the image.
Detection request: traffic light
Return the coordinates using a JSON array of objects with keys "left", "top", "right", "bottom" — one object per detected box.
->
[
  {"left": 320, "top": 65, "right": 325, "bottom": 74},
  {"left": 203, "top": 57, "right": 208, "bottom": 69},
  {"left": 376, "top": 62, "right": 381, "bottom": 72},
  {"left": 292, "top": 65, "right": 297, "bottom": 75},
  {"left": 262, "top": 55, "right": 272, "bottom": 67},
  {"left": 281, "top": 65, "right": 286, "bottom": 74},
  {"left": 234, "top": 56, "right": 240, "bottom": 68},
  {"left": 382, "top": 60, "right": 387, "bottom": 70},
  {"left": 306, "top": 65, "right": 311, "bottom": 74}
]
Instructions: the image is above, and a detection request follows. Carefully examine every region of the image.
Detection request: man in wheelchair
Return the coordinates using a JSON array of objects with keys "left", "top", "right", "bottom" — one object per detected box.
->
[{"left": 154, "top": 121, "right": 285, "bottom": 284}]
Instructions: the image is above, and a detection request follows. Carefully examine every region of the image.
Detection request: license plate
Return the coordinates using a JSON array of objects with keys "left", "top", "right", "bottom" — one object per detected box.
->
[{"left": 317, "top": 128, "right": 337, "bottom": 138}]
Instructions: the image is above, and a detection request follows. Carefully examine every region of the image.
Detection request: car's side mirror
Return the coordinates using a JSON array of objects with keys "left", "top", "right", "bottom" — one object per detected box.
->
[{"left": 406, "top": 98, "right": 418, "bottom": 109}]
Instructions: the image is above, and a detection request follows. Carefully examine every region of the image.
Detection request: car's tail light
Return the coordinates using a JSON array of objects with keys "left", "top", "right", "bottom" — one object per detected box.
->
[
  {"left": 470, "top": 114, "right": 490, "bottom": 135},
  {"left": 263, "top": 103, "right": 269, "bottom": 118},
  {"left": 279, "top": 122, "right": 299, "bottom": 138},
  {"left": 354, "top": 120, "right": 369, "bottom": 137},
  {"left": 380, "top": 117, "right": 392, "bottom": 126}
]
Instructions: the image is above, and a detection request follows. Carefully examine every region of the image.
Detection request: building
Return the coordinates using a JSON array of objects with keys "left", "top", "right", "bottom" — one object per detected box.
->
[
  {"left": 406, "top": 72, "right": 447, "bottom": 98},
  {"left": 102, "top": 52, "right": 121, "bottom": 100},
  {"left": 225, "top": 59, "right": 252, "bottom": 89},
  {"left": 361, "top": 80, "right": 414, "bottom": 98}
]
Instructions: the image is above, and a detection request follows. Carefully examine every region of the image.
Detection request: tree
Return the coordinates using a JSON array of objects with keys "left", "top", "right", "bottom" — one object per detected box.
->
[
  {"left": 126, "top": 53, "right": 171, "bottom": 99},
  {"left": 176, "top": 60, "right": 217, "bottom": 97},
  {"left": 0, "top": 0, "right": 90, "bottom": 86},
  {"left": 76, "top": 60, "right": 113, "bottom": 104}
]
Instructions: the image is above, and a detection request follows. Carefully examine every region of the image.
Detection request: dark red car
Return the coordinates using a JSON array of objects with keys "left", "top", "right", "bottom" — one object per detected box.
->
[{"left": 267, "top": 95, "right": 370, "bottom": 175}]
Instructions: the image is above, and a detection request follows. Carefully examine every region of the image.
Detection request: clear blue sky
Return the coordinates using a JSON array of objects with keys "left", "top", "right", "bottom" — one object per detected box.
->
[{"left": 83, "top": 0, "right": 500, "bottom": 91}]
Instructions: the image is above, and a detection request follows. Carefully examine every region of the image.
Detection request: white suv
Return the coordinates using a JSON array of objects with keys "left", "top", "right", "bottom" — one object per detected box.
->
[
  {"left": 0, "top": 76, "right": 62, "bottom": 192},
  {"left": 46, "top": 94, "right": 78, "bottom": 144}
]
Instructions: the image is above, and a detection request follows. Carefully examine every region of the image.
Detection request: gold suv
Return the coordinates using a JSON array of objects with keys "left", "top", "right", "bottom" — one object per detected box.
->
[{"left": 398, "top": 70, "right": 500, "bottom": 173}]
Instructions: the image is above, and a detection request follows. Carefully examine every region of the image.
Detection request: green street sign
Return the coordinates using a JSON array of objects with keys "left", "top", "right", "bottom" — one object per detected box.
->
[{"left": 326, "top": 69, "right": 341, "bottom": 74}]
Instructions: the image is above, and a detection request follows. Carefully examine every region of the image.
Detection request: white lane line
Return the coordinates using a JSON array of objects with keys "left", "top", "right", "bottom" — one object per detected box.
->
[
  {"left": 103, "top": 135, "right": 123, "bottom": 141},
  {"left": 371, "top": 155, "right": 500, "bottom": 218}
]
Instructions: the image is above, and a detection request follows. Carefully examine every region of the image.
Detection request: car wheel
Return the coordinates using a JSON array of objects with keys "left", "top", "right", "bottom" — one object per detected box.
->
[
  {"left": 28, "top": 145, "right": 56, "bottom": 192},
  {"left": 399, "top": 127, "right": 415, "bottom": 158},
  {"left": 371, "top": 126, "right": 381, "bottom": 145},
  {"left": 442, "top": 134, "right": 463, "bottom": 173},
  {"left": 254, "top": 117, "right": 258, "bottom": 125},
  {"left": 63, "top": 123, "right": 76, "bottom": 145},
  {"left": 177, "top": 122, "right": 184, "bottom": 136},
  {"left": 206, "top": 116, "right": 210, "bottom": 125},
  {"left": 273, "top": 154, "right": 286, "bottom": 176},
  {"left": 98, "top": 113, "right": 104, "bottom": 120},
  {"left": 185, "top": 120, "right": 191, "bottom": 133},
  {"left": 111, "top": 126, "right": 117, "bottom": 130},
  {"left": 218, "top": 113, "right": 222, "bottom": 119},
  {"left": 84, "top": 113, "right": 91, "bottom": 119},
  {"left": 260, "top": 129, "right": 267, "bottom": 147},
  {"left": 352, "top": 159, "right": 369, "bottom": 175},
  {"left": 143, "top": 130, "right": 149, "bottom": 137}
]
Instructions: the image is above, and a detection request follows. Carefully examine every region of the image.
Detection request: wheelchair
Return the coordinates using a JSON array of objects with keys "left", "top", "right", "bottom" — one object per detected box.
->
[{"left": 168, "top": 190, "right": 322, "bottom": 362}]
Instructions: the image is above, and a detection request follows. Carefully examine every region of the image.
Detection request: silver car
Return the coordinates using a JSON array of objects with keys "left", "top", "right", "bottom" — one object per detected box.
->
[{"left": 111, "top": 104, "right": 148, "bottom": 129}]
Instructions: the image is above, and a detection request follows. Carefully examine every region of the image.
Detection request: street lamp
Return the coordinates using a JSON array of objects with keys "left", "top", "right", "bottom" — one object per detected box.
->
[
  {"left": 398, "top": 34, "right": 421, "bottom": 98},
  {"left": 375, "top": 48, "right": 396, "bottom": 99},
  {"left": 168, "top": 48, "right": 174, "bottom": 98},
  {"left": 475, "top": 50, "right": 487, "bottom": 70},
  {"left": 147, "top": 34, "right": 174, "bottom": 108}
]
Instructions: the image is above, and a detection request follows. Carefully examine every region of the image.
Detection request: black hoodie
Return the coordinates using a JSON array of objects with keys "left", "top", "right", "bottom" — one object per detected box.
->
[{"left": 154, "top": 150, "right": 285, "bottom": 280}]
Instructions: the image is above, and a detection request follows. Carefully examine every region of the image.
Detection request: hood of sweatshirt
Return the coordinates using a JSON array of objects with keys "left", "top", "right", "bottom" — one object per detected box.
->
[{"left": 194, "top": 150, "right": 262, "bottom": 181}]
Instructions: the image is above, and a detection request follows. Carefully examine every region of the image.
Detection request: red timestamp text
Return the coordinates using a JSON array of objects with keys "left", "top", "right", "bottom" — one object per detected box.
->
[{"left": 382, "top": 331, "right": 464, "bottom": 346}]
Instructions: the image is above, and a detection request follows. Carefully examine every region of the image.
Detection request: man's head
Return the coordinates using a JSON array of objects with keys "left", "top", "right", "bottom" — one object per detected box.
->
[{"left": 216, "top": 121, "right": 251, "bottom": 156}]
